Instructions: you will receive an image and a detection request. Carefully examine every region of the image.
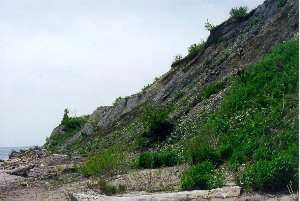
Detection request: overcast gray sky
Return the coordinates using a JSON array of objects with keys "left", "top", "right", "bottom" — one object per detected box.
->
[{"left": 0, "top": 0, "right": 264, "bottom": 147}]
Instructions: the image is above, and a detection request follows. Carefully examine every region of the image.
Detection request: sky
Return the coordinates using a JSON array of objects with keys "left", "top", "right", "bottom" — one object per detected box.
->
[{"left": 0, "top": 0, "right": 264, "bottom": 147}]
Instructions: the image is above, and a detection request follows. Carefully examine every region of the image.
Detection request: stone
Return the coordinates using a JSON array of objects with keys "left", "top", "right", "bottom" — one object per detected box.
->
[
  {"left": 9, "top": 164, "right": 35, "bottom": 177},
  {"left": 69, "top": 186, "right": 241, "bottom": 201}
]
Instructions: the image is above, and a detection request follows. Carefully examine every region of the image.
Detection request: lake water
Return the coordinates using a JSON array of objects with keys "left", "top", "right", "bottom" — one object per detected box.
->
[{"left": 0, "top": 147, "right": 30, "bottom": 160}]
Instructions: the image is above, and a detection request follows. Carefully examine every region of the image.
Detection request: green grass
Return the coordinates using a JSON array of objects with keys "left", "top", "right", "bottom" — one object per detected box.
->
[
  {"left": 79, "top": 148, "right": 129, "bottom": 177},
  {"left": 230, "top": 6, "right": 248, "bottom": 19},
  {"left": 202, "top": 81, "right": 226, "bottom": 99},
  {"left": 139, "top": 104, "right": 173, "bottom": 147},
  {"left": 203, "top": 35, "right": 299, "bottom": 191},
  {"left": 239, "top": 145, "right": 298, "bottom": 192},
  {"left": 181, "top": 161, "right": 224, "bottom": 190},
  {"left": 137, "top": 149, "right": 180, "bottom": 169},
  {"left": 46, "top": 115, "right": 88, "bottom": 152},
  {"left": 175, "top": 35, "right": 298, "bottom": 191}
]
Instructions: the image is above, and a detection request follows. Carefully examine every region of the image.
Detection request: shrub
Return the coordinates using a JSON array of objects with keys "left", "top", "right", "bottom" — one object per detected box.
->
[
  {"left": 46, "top": 109, "right": 88, "bottom": 151},
  {"left": 61, "top": 108, "right": 87, "bottom": 132},
  {"left": 140, "top": 104, "right": 173, "bottom": 146},
  {"left": 205, "top": 19, "right": 215, "bottom": 31},
  {"left": 202, "top": 81, "right": 226, "bottom": 98},
  {"left": 188, "top": 41, "right": 205, "bottom": 58},
  {"left": 181, "top": 161, "right": 224, "bottom": 190},
  {"left": 138, "top": 149, "right": 179, "bottom": 169},
  {"left": 184, "top": 138, "right": 220, "bottom": 166},
  {"left": 239, "top": 147, "right": 298, "bottom": 192},
  {"left": 79, "top": 149, "right": 126, "bottom": 176},
  {"left": 113, "top": 96, "right": 123, "bottom": 106},
  {"left": 230, "top": 6, "right": 248, "bottom": 19},
  {"left": 142, "top": 104, "right": 171, "bottom": 130},
  {"left": 276, "top": 0, "right": 287, "bottom": 7},
  {"left": 216, "top": 144, "right": 233, "bottom": 161},
  {"left": 174, "top": 54, "right": 183, "bottom": 63}
]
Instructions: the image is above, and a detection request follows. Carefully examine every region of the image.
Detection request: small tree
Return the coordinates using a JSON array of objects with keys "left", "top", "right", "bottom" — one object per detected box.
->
[
  {"left": 204, "top": 19, "right": 215, "bottom": 32},
  {"left": 188, "top": 41, "right": 205, "bottom": 56},
  {"left": 174, "top": 54, "right": 182, "bottom": 62},
  {"left": 230, "top": 6, "right": 248, "bottom": 19},
  {"left": 62, "top": 108, "right": 69, "bottom": 124}
]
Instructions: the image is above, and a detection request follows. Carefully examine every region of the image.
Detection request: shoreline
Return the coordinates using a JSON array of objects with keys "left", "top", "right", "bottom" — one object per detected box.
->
[{"left": 0, "top": 148, "right": 298, "bottom": 201}]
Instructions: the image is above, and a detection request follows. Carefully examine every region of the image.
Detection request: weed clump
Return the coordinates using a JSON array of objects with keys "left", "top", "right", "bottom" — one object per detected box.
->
[
  {"left": 230, "top": 6, "right": 248, "bottom": 19},
  {"left": 202, "top": 81, "right": 226, "bottom": 99},
  {"left": 139, "top": 104, "right": 173, "bottom": 147},
  {"left": 79, "top": 149, "right": 127, "bottom": 176},
  {"left": 181, "top": 161, "right": 224, "bottom": 190},
  {"left": 138, "top": 149, "right": 180, "bottom": 169}
]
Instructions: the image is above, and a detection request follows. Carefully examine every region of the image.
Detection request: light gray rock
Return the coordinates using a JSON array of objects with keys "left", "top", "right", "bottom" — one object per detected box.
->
[
  {"left": 8, "top": 164, "right": 34, "bottom": 177},
  {"left": 69, "top": 186, "right": 241, "bottom": 201}
]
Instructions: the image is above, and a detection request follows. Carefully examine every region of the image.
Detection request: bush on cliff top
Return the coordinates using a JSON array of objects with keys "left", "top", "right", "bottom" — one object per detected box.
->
[{"left": 230, "top": 6, "right": 248, "bottom": 19}]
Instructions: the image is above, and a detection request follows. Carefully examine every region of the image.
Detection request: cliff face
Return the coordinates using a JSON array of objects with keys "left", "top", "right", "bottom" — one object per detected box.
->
[{"left": 46, "top": 0, "right": 298, "bottom": 153}]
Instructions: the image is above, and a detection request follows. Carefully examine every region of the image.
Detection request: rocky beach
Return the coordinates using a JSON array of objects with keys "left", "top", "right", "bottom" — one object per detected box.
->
[{"left": 0, "top": 147, "right": 297, "bottom": 201}]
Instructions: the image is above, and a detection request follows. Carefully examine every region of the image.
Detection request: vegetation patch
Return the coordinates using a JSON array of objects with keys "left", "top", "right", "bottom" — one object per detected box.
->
[
  {"left": 46, "top": 109, "right": 88, "bottom": 152},
  {"left": 138, "top": 149, "right": 180, "bottom": 169},
  {"left": 205, "top": 20, "right": 215, "bottom": 32},
  {"left": 187, "top": 41, "right": 206, "bottom": 60},
  {"left": 139, "top": 104, "right": 173, "bottom": 148},
  {"left": 239, "top": 146, "right": 298, "bottom": 192},
  {"left": 203, "top": 36, "right": 299, "bottom": 191},
  {"left": 276, "top": 0, "right": 287, "bottom": 7},
  {"left": 172, "top": 41, "right": 206, "bottom": 66},
  {"left": 202, "top": 81, "right": 226, "bottom": 99},
  {"left": 181, "top": 161, "right": 224, "bottom": 190},
  {"left": 230, "top": 6, "right": 249, "bottom": 19},
  {"left": 88, "top": 179, "right": 126, "bottom": 195},
  {"left": 79, "top": 148, "right": 128, "bottom": 177},
  {"left": 184, "top": 136, "right": 221, "bottom": 166}
]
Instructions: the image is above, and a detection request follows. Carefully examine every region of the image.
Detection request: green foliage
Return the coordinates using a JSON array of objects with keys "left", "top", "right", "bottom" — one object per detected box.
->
[
  {"left": 61, "top": 108, "right": 87, "bottom": 132},
  {"left": 230, "top": 6, "right": 249, "bottom": 19},
  {"left": 181, "top": 161, "right": 224, "bottom": 190},
  {"left": 79, "top": 149, "right": 127, "bottom": 177},
  {"left": 216, "top": 144, "right": 233, "bottom": 161},
  {"left": 203, "top": 36, "right": 299, "bottom": 191},
  {"left": 187, "top": 41, "right": 206, "bottom": 60},
  {"left": 142, "top": 104, "right": 171, "bottom": 129},
  {"left": 184, "top": 138, "right": 220, "bottom": 166},
  {"left": 47, "top": 109, "right": 88, "bottom": 152},
  {"left": 276, "top": 0, "right": 287, "bottom": 7},
  {"left": 202, "top": 81, "right": 226, "bottom": 99},
  {"left": 240, "top": 146, "right": 298, "bottom": 192},
  {"left": 173, "top": 54, "right": 183, "bottom": 64},
  {"left": 138, "top": 149, "right": 180, "bottom": 169},
  {"left": 139, "top": 104, "right": 173, "bottom": 147},
  {"left": 113, "top": 96, "right": 123, "bottom": 106},
  {"left": 205, "top": 19, "right": 215, "bottom": 31}
]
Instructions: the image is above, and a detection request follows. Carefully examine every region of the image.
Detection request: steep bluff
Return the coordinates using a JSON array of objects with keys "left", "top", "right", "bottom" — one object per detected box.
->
[{"left": 46, "top": 0, "right": 298, "bottom": 153}]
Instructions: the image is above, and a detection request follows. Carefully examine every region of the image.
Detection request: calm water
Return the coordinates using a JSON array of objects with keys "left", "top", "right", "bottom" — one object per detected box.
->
[{"left": 0, "top": 147, "right": 30, "bottom": 160}]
